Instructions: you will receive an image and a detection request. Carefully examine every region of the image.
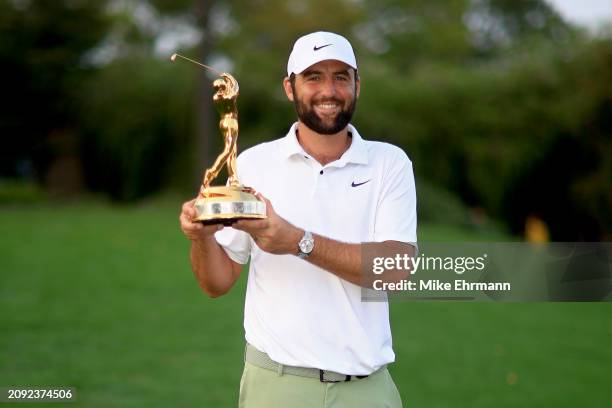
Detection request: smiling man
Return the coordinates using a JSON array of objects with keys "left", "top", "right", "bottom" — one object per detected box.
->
[{"left": 179, "top": 31, "right": 417, "bottom": 408}]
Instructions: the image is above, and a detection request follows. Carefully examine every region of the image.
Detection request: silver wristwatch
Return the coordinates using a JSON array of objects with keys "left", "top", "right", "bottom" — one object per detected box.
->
[{"left": 297, "top": 231, "right": 314, "bottom": 259}]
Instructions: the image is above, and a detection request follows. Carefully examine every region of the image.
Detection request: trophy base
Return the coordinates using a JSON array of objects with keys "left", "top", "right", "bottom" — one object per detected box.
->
[{"left": 193, "top": 185, "right": 266, "bottom": 225}]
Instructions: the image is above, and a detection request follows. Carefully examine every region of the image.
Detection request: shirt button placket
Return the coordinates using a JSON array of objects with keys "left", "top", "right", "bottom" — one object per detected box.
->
[{"left": 304, "top": 156, "right": 319, "bottom": 197}]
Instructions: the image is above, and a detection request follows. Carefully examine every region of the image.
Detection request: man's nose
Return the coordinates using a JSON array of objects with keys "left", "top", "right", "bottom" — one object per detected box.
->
[{"left": 319, "top": 77, "right": 337, "bottom": 98}]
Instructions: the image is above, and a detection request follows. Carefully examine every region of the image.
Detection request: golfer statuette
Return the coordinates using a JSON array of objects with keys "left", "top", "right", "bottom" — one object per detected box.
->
[{"left": 170, "top": 53, "right": 266, "bottom": 224}]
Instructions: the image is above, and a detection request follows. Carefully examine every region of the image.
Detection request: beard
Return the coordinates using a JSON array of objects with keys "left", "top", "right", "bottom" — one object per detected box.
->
[{"left": 291, "top": 84, "right": 357, "bottom": 135}]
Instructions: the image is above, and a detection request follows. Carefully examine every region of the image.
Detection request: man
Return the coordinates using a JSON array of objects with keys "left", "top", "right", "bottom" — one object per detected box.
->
[{"left": 179, "top": 31, "right": 417, "bottom": 408}]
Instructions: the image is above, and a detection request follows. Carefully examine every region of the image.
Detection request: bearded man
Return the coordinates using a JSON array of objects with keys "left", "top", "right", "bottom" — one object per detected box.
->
[{"left": 179, "top": 31, "right": 417, "bottom": 408}]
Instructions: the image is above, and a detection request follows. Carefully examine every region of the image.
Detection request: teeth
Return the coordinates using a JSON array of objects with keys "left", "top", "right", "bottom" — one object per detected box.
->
[{"left": 317, "top": 103, "right": 338, "bottom": 109}]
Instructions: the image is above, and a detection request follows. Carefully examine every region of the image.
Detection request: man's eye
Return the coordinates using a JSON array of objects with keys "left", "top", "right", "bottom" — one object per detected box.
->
[
  {"left": 336, "top": 75, "right": 349, "bottom": 81},
  {"left": 307, "top": 75, "right": 320, "bottom": 81}
]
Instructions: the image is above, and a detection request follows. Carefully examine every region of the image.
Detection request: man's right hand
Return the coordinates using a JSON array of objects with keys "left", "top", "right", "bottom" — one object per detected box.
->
[
  {"left": 179, "top": 199, "right": 223, "bottom": 241},
  {"left": 180, "top": 198, "right": 241, "bottom": 297}
]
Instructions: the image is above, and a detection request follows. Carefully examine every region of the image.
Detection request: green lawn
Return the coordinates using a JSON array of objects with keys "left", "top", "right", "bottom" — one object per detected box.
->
[{"left": 1, "top": 199, "right": 610, "bottom": 407}]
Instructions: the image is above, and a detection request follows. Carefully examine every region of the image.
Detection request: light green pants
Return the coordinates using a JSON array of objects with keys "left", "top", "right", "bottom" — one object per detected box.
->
[{"left": 238, "top": 361, "right": 403, "bottom": 408}]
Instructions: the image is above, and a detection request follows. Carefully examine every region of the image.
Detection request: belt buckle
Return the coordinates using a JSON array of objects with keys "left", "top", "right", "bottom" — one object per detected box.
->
[{"left": 319, "top": 370, "right": 349, "bottom": 383}]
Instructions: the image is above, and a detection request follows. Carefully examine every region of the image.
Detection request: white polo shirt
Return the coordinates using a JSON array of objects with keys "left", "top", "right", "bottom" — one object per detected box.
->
[{"left": 215, "top": 123, "right": 417, "bottom": 375}]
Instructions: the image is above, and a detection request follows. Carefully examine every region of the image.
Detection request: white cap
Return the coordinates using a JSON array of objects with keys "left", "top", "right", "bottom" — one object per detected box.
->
[{"left": 287, "top": 31, "right": 357, "bottom": 76}]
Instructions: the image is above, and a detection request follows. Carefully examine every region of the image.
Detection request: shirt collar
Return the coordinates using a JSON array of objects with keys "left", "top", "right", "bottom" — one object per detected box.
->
[{"left": 280, "top": 122, "right": 368, "bottom": 165}]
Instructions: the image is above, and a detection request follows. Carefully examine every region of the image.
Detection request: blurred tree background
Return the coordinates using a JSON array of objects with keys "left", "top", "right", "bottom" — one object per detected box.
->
[{"left": 1, "top": 0, "right": 610, "bottom": 240}]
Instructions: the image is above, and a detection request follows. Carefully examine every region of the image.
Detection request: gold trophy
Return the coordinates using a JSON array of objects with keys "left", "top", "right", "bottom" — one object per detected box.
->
[{"left": 171, "top": 53, "right": 266, "bottom": 225}]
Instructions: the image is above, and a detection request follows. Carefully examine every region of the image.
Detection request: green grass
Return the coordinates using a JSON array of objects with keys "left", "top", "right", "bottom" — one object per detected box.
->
[{"left": 1, "top": 199, "right": 610, "bottom": 407}]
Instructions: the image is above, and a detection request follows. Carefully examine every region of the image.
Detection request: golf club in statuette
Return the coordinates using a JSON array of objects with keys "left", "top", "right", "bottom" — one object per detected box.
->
[{"left": 170, "top": 53, "right": 266, "bottom": 224}]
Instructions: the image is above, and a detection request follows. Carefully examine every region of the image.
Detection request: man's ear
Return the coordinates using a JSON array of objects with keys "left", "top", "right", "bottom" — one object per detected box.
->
[
  {"left": 355, "top": 76, "right": 361, "bottom": 98},
  {"left": 283, "top": 77, "right": 294, "bottom": 102}
]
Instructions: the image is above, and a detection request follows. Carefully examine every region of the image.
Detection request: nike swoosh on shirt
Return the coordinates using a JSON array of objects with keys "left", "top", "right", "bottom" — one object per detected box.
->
[
  {"left": 351, "top": 180, "right": 371, "bottom": 187},
  {"left": 313, "top": 44, "right": 332, "bottom": 51}
]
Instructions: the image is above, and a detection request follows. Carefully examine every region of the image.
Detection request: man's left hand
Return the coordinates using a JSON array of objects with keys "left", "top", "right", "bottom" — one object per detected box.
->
[{"left": 233, "top": 194, "right": 302, "bottom": 255}]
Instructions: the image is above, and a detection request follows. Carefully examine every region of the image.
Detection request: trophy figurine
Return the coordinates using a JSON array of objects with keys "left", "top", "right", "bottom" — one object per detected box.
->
[{"left": 171, "top": 53, "right": 266, "bottom": 225}]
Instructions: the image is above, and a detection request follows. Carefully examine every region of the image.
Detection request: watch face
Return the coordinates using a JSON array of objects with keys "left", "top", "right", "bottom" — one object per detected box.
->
[{"left": 299, "top": 239, "right": 314, "bottom": 254}]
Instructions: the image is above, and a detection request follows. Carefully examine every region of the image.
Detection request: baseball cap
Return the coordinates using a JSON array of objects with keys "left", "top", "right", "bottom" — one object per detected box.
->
[{"left": 287, "top": 31, "right": 357, "bottom": 76}]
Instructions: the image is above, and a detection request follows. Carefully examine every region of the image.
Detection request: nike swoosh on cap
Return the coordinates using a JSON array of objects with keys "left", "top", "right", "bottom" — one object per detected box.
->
[
  {"left": 351, "top": 180, "right": 371, "bottom": 187},
  {"left": 313, "top": 44, "right": 332, "bottom": 51}
]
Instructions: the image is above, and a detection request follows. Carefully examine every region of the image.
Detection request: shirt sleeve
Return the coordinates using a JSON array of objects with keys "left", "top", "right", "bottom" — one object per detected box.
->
[
  {"left": 214, "top": 226, "right": 252, "bottom": 265},
  {"left": 373, "top": 150, "right": 418, "bottom": 245}
]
